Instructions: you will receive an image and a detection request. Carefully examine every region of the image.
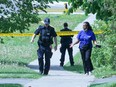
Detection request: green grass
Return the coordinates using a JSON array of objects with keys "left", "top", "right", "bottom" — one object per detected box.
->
[
  {"left": 0, "top": 84, "right": 23, "bottom": 87},
  {"left": 28, "top": 14, "right": 88, "bottom": 32},
  {"left": 0, "top": 14, "right": 88, "bottom": 78},
  {"left": 0, "top": 37, "right": 40, "bottom": 78},
  {"left": 64, "top": 52, "right": 84, "bottom": 74},
  {"left": 90, "top": 82, "right": 116, "bottom": 87},
  {"left": 0, "top": 37, "right": 38, "bottom": 65},
  {"left": 0, "top": 65, "right": 41, "bottom": 78}
]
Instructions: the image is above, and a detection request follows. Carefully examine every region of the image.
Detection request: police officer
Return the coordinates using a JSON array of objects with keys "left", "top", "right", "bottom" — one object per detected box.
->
[
  {"left": 60, "top": 22, "right": 74, "bottom": 67},
  {"left": 31, "top": 18, "right": 57, "bottom": 75}
]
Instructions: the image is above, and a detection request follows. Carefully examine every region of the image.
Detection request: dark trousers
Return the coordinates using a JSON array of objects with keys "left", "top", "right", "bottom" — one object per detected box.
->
[
  {"left": 60, "top": 44, "right": 74, "bottom": 66},
  {"left": 37, "top": 45, "right": 52, "bottom": 74},
  {"left": 80, "top": 48, "right": 93, "bottom": 73}
]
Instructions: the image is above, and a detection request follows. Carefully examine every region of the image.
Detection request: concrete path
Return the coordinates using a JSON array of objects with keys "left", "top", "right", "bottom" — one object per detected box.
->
[
  {"left": 25, "top": 14, "right": 96, "bottom": 87},
  {"left": 92, "top": 75, "right": 116, "bottom": 85}
]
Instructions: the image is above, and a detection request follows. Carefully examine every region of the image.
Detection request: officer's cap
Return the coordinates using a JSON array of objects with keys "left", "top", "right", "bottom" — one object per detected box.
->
[{"left": 44, "top": 18, "right": 50, "bottom": 25}]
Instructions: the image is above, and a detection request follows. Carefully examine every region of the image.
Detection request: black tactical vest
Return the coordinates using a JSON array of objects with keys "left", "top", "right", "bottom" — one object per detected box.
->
[{"left": 39, "top": 26, "right": 53, "bottom": 46}]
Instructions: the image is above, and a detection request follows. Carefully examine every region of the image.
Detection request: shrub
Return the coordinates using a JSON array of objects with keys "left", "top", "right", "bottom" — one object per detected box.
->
[{"left": 92, "top": 20, "right": 116, "bottom": 70}]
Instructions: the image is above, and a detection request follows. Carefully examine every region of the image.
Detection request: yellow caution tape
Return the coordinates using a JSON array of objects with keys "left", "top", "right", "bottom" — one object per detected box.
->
[
  {"left": 64, "top": 9, "right": 68, "bottom": 13},
  {"left": 0, "top": 30, "right": 104, "bottom": 37},
  {"left": 0, "top": 33, "right": 33, "bottom": 37},
  {"left": 57, "top": 31, "right": 79, "bottom": 36}
]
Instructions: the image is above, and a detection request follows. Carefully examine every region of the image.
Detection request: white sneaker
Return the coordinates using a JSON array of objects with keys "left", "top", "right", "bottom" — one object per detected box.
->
[
  {"left": 85, "top": 73, "right": 89, "bottom": 76},
  {"left": 88, "top": 71, "right": 92, "bottom": 75}
]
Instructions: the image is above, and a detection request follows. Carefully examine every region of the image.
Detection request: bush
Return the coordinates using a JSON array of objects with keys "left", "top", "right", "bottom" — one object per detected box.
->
[{"left": 92, "top": 20, "right": 116, "bottom": 70}]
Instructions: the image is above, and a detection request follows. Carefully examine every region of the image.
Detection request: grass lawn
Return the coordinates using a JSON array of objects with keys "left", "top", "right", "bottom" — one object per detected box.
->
[
  {"left": 0, "top": 84, "right": 23, "bottom": 87},
  {"left": 0, "top": 65, "right": 40, "bottom": 78},
  {"left": 90, "top": 82, "right": 116, "bottom": 87},
  {"left": 0, "top": 14, "right": 88, "bottom": 78},
  {"left": 28, "top": 14, "right": 88, "bottom": 32}
]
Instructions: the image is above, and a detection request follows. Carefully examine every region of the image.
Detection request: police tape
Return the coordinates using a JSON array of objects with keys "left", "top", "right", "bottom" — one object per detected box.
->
[{"left": 0, "top": 31, "right": 104, "bottom": 37}]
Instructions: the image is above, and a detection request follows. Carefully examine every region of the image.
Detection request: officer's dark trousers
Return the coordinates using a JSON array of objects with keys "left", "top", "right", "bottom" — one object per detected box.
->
[
  {"left": 60, "top": 44, "right": 74, "bottom": 66},
  {"left": 37, "top": 45, "right": 52, "bottom": 74},
  {"left": 80, "top": 48, "right": 93, "bottom": 73}
]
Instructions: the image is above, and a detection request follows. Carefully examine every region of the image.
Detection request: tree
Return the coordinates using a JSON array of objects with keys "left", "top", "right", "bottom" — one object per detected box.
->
[
  {"left": 0, "top": 0, "right": 57, "bottom": 33},
  {"left": 68, "top": 0, "right": 116, "bottom": 30}
]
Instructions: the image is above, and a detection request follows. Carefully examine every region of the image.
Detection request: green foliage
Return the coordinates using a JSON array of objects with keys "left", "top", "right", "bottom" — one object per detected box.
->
[
  {"left": 91, "top": 20, "right": 116, "bottom": 74},
  {"left": 93, "top": 66, "right": 116, "bottom": 78},
  {"left": 0, "top": 0, "right": 57, "bottom": 33},
  {"left": 0, "top": 14, "right": 41, "bottom": 33},
  {"left": 68, "top": 0, "right": 116, "bottom": 22},
  {"left": 0, "top": 0, "right": 7, "bottom": 3}
]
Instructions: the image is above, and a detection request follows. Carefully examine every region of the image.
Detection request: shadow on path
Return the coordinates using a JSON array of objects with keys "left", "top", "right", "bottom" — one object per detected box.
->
[
  {"left": 27, "top": 64, "right": 64, "bottom": 71},
  {"left": 64, "top": 65, "right": 84, "bottom": 74}
]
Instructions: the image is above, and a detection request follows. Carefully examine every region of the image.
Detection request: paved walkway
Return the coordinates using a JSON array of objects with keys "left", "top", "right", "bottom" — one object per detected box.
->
[
  {"left": 92, "top": 75, "right": 116, "bottom": 84},
  {"left": 25, "top": 14, "right": 96, "bottom": 87}
]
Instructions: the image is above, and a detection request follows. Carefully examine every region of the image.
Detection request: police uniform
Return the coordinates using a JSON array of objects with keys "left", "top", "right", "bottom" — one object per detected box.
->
[
  {"left": 34, "top": 25, "right": 57, "bottom": 75},
  {"left": 77, "top": 30, "right": 96, "bottom": 74},
  {"left": 60, "top": 28, "right": 74, "bottom": 66}
]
